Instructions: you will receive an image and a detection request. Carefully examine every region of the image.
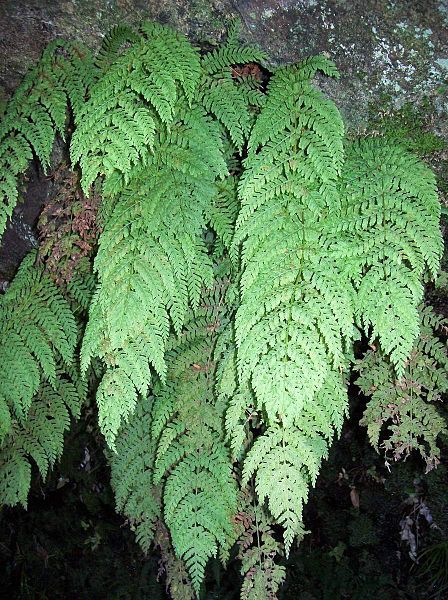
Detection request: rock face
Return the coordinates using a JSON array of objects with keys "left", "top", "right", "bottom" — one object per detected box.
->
[
  {"left": 0, "top": 0, "right": 447, "bottom": 280},
  {"left": 1, "top": 0, "right": 447, "bottom": 125}
]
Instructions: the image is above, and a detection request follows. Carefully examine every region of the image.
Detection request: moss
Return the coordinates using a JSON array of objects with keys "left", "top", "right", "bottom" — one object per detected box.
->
[{"left": 367, "top": 98, "right": 445, "bottom": 158}]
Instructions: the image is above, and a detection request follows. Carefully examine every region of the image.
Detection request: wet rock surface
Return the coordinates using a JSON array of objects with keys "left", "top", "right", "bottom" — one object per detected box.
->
[{"left": 0, "top": 0, "right": 447, "bottom": 280}]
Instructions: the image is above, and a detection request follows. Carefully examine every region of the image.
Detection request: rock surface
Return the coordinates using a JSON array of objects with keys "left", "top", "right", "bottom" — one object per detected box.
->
[
  {"left": 1, "top": 0, "right": 447, "bottom": 126},
  {"left": 0, "top": 0, "right": 447, "bottom": 280}
]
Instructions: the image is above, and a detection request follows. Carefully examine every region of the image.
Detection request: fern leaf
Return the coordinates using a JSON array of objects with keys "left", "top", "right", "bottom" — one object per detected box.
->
[
  {"left": 232, "top": 61, "right": 351, "bottom": 550},
  {"left": 71, "top": 23, "right": 201, "bottom": 193},
  {"left": 0, "top": 39, "right": 97, "bottom": 238},
  {"left": 0, "top": 252, "right": 77, "bottom": 432},
  {"left": 356, "top": 306, "right": 448, "bottom": 470},
  {"left": 81, "top": 102, "right": 227, "bottom": 446},
  {"left": 338, "top": 137, "right": 443, "bottom": 376},
  {"left": 242, "top": 425, "right": 326, "bottom": 553},
  {"left": 0, "top": 368, "right": 85, "bottom": 508},
  {"left": 95, "top": 25, "right": 140, "bottom": 71},
  {"left": 200, "top": 37, "right": 266, "bottom": 152},
  {"left": 237, "top": 488, "right": 286, "bottom": 600},
  {"left": 151, "top": 281, "right": 238, "bottom": 594},
  {"left": 108, "top": 395, "right": 160, "bottom": 552}
]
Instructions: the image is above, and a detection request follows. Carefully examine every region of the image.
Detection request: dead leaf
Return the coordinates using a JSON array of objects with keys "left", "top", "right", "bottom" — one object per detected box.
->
[{"left": 350, "top": 487, "right": 360, "bottom": 509}]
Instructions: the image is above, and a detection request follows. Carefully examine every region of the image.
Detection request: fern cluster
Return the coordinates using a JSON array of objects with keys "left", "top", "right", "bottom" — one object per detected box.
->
[
  {"left": 0, "top": 19, "right": 446, "bottom": 600},
  {"left": 76, "top": 22, "right": 264, "bottom": 450}
]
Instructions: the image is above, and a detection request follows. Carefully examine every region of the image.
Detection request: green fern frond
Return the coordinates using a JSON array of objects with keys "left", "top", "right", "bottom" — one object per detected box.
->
[
  {"left": 41, "top": 40, "right": 97, "bottom": 119},
  {"left": 81, "top": 100, "right": 227, "bottom": 447},
  {"left": 237, "top": 488, "right": 286, "bottom": 600},
  {"left": 95, "top": 25, "right": 140, "bottom": 71},
  {"left": 199, "top": 29, "right": 265, "bottom": 152},
  {"left": 242, "top": 424, "right": 328, "bottom": 553},
  {"left": 356, "top": 305, "right": 448, "bottom": 470},
  {"left": 207, "top": 176, "right": 239, "bottom": 255},
  {"left": 0, "top": 252, "right": 77, "bottom": 431},
  {"left": 65, "top": 260, "right": 97, "bottom": 314},
  {"left": 0, "top": 40, "right": 95, "bottom": 238},
  {"left": 154, "top": 519, "right": 195, "bottom": 600},
  {"left": 71, "top": 22, "right": 201, "bottom": 194},
  {"left": 151, "top": 281, "right": 238, "bottom": 594},
  {"left": 246, "top": 57, "right": 342, "bottom": 158},
  {"left": 338, "top": 137, "right": 442, "bottom": 376},
  {"left": 231, "top": 60, "right": 351, "bottom": 551},
  {"left": 109, "top": 395, "right": 160, "bottom": 552},
  {"left": 216, "top": 324, "right": 255, "bottom": 460},
  {"left": 139, "top": 21, "right": 202, "bottom": 104},
  {"left": 201, "top": 44, "right": 266, "bottom": 78},
  {"left": 0, "top": 368, "right": 85, "bottom": 508}
]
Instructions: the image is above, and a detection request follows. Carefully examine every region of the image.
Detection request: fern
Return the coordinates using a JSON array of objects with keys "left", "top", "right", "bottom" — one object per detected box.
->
[
  {"left": 231, "top": 59, "right": 352, "bottom": 552},
  {"left": 0, "top": 41, "right": 94, "bottom": 237},
  {"left": 109, "top": 395, "right": 161, "bottom": 552},
  {"left": 151, "top": 278, "right": 238, "bottom": 594},
  {"left": 200, "top": 21, "right": 266, "bottom": 152},
  {"left": 0, "top": 21, "right": 446, "bottom": 600},
  {"left": 0, "top": 252, "right": 78, "bottom": 436},
  {"left": 95, "top": 25, "right": 140, "bottom": 72},
  {"left": 207, "top": 175, "right": 240, "bottom": 257},
  {"left": 81, "top": 101, "right": 227, "bottom": 447},
  {"left": 0, "top": 366, "right": 85, "bottom": 508},
  {"left": 355, "top": 306, "right": 448, "bottom": 470},
  {"left": 337, "top": 137, "right": 443, "bottom": 376},
  {"left": 109, "top": 272, "right": 238, "bottom": 594},
  {"left": 154, "top": 519, "right": 195, "bottom": 600},
  {"left": 237, "top": 488, "right": 286, "bottom": 600},
  {"left": 70, "top": 22, "right": 202, "bottom": 194}
]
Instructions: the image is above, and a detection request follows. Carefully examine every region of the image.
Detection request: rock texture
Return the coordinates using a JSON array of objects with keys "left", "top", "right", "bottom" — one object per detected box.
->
[
  {"left": 0, "top": 0, "right": 447, "bottom": 280},
  {"left": 1, "top": 0, "right": 447, "bottom": 125}
]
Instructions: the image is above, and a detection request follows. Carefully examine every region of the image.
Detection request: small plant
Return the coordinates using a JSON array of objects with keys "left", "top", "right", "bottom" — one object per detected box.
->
[{"left": 0, "top": 20, "right": 445, "bottom": 599}]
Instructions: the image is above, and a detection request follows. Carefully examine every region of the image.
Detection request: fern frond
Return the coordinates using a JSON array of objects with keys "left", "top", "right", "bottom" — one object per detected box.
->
[
  {"left": 154, "top": 519, "right": 195, "bottom": 600},
  {"left": 151, "top": 281, "right": 238, "bottom": 594},
  {"left": 242, "top": 419, "right": 335, "bottom": 554},
  {"left": 71, "top": 22, "right": 201, "bottom": 194},
  {"left": 139, "top": 21, "right": 202, "bottom": 104},
  {"left": 231, "top": 60, "right": 351, "bottom": 551},
  {"left": 246, "top": 57, "right": 341, "bottom": 157},
  {"left": 207, "top": 176, "right": 239, "bottom": 255},
  {"left": 95, "top": 25, "right": 140, "bottom": 71},
  {"left": 237, "top": 488, "right": 286, "bottom": 600},
  {"left": 201, "top": 45, "right": 266, "bottom": 78},
  {"left": 356, "top": 305, "right": 448, "bottom": 470},
  {"left": 0, "top": 252, "right": 77, "bottom": 431},
  {"left": 42, "top": 40, "right": 97, "bottom": 118},
  {"left": 108, "top": 395, "right": 160, "bottom": 552},
  {"left": 0, "top": 368, "right": 85, "bottom": 508},
  {"left": 199, "top": 30, "right": 266, "bottom": 152},
  {"left": 0, "top": 40, "right": 94, "bottom": 237},
  {"left": 65, "top": 260, "right": 97, "bottom": 313},
  {"left": 338, "top": 137, "right": 443, "bottom": 376},
  {"left": 81, "top": 101, "right": 227, "bottom": 447}
]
